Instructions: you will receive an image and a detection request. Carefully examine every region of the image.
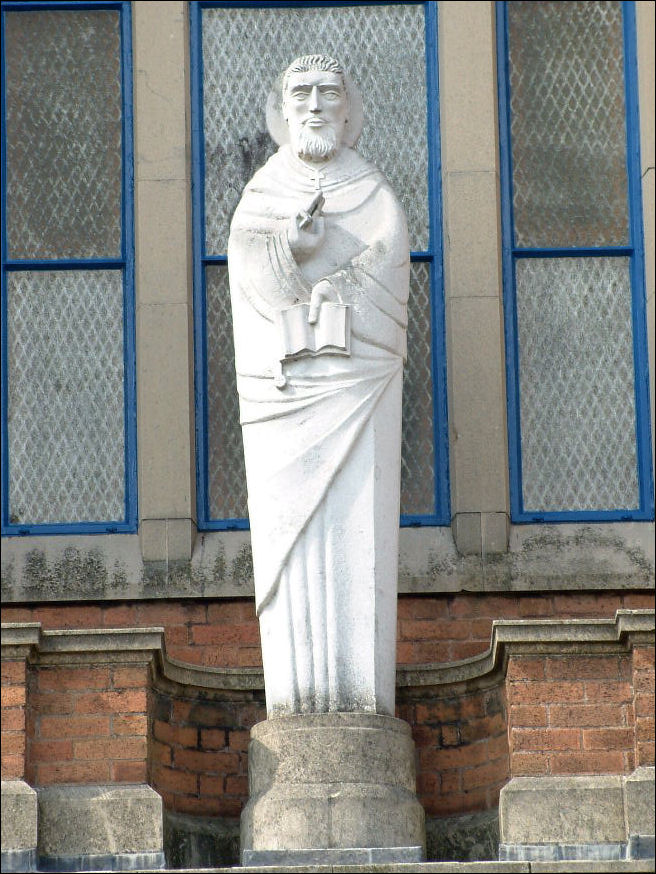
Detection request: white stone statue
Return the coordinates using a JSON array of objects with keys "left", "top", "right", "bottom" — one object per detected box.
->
[{"left": 228, "top": 55, "right": 409, "bottom": 718}]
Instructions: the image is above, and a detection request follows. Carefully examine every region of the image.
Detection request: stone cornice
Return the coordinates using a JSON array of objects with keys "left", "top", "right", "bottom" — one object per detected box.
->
[{"left": 1, "top": 609, "right": 653, "bottom": 696}]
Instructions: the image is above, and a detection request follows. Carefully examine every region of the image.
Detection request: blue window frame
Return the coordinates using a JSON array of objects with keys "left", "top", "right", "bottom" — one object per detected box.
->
[
  {"left": 191, "top": 0, "right": 449, "bottom": 531},
  {"left": 1, "top": 1, "right": 136, "bottom": 535},
  {"left": 497, "top": 0, "right": 653, "bottom": 523}
]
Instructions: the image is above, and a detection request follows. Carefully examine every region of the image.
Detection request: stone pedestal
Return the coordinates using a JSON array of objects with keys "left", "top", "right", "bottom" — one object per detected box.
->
[{"left": 241, "top": 712, "right": 425, "bottom": 865}]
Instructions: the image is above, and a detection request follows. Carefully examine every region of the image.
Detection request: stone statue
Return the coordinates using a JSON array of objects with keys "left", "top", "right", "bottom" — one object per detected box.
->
[{"left": 228, "top": 54, "right": 409, "bottom": 718}]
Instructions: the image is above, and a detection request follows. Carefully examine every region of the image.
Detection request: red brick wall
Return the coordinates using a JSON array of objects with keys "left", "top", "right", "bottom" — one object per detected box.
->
[
  {"left": 2, "top": 591, "right": 652, "bottom": 669},
  {"left": 2, "top": 590, "right": 653, "bottom": 820},
  {"left": 632, "top": 645, "right": 655, "bottom": 766},
  {"left": 507, "top": 653, "right": 635, "bottom": 777},
  {"left": 1, "top": 658, "right": 28, "bottom": 779},
  {"left": 150, "top": 690, "right": 264, "bottom": 818},
  {"left": 24, "top": 663, "right": 150, "bottom": 786},
  {"left": 399, "top": 685, "right": 509, "bottom": 817}
]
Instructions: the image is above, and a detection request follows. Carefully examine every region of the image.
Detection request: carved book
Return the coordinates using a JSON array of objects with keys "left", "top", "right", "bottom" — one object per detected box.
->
[{"left": 276, "top": 302, "right": 351, "bottom": 360}]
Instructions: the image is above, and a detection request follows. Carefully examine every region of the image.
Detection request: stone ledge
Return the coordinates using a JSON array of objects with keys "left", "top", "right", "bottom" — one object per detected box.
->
[{"left": 2, "top": 609, "right": 653, "bottom": 694}]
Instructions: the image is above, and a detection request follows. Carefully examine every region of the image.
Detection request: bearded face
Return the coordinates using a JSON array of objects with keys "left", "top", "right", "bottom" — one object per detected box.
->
[{"left": 282, "top": 69, "right": 348, "bottom": 163}]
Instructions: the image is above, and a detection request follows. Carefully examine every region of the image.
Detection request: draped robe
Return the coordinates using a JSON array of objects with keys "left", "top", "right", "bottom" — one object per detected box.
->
[{"left": 227, "top": 144, "right": 409, "bottom": 716}]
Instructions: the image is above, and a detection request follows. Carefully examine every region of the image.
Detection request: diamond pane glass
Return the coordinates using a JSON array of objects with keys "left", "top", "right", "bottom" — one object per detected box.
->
[
  {"left": 4, "top": 10, "right": 122, "bottom": 259},
  {"left": 516, "top": 257, "right": 639, "bottom": 511},
  {"left": 206, "top": 262, "right": 436, "bottom": 521},
  {"left": 508, "top": 1, "right": 629, "bottom": 248},
  {"left": 402, "top": 262, "right": 436, "bottom": 516},
  {"left": 202, "top": 3, "right": 429, "bottom": 253},
  {"left": 7, "top": 271, "right": 125, "bottom": 524},
  {"left": 206, "top": 265, "right": 248, "bottom": 520}
]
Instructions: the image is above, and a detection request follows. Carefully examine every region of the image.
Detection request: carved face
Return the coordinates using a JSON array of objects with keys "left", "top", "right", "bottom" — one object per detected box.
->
[{"left": 283, "top": 70, "right": 348, "bottom": 161}]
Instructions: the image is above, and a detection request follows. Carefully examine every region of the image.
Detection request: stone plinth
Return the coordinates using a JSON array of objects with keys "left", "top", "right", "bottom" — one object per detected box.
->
[{"left": 241, "top": 712, "right": 425, "bottom": 865}]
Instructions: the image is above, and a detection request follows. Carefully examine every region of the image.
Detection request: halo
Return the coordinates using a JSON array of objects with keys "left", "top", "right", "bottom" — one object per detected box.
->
[{"left": 265, "top": 66, "right": 364, "bottom": 149}]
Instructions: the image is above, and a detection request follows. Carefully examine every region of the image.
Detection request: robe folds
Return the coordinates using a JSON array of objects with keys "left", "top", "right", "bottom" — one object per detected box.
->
[{"left": 227, "top": 144, "right": 409, "bottom": 716}]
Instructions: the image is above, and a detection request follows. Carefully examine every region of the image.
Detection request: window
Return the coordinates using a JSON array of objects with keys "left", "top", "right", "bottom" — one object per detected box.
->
[
  {"left": 191, "top": 0, "right": 449, "bottom": 530},
  {"left": 497, "top": 0, "right": 653, "bottom": 522},
  {"left": 1, "top": 2, "right": 136, "bottom": 534}
]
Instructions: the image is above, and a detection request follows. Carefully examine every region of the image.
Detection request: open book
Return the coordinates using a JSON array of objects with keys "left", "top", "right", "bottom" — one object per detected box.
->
[{"left": 276, "top": 302, "right": 351, "bottom": 361}]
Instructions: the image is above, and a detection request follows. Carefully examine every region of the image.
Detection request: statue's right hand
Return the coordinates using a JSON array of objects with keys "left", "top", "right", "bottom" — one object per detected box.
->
[{"left": 287, "top": 214, "right": 325, "bottom": 261}]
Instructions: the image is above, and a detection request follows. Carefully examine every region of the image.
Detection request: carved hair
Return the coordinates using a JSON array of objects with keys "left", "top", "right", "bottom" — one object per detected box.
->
[{"left": 282, "top": 54, "right": 346, "bottom": 98}]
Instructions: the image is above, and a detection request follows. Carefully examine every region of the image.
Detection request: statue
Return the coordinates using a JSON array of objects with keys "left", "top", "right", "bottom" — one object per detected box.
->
[{"left": 228, "top": 55, "right": 409, "bottom": 718}]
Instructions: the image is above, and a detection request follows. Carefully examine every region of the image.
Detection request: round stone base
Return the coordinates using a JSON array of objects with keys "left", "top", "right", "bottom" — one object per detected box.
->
[{"left": 240, "top": 712, "right": 426, "bottom": 860}]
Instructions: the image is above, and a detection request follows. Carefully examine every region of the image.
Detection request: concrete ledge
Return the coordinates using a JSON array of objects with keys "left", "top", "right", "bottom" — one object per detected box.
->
[
  {"left": 499, "top": 771, "right": 656, "bottom": 864},
  {"left": 499, "top": 776, "right": 626, "bottom": 849},
  {"left": 499, "top": 843, "right": 626, "bottom": 862},
  {"left": 37, "top": 850, "right": 166, "bottom": 872},
  {"left": 1, "top": 780, "right": 37, "bottom": 866},
  {"left": 243, "top": 846, "right": 423, "bottom": 866},
  {"left": 0, "top": 848, "right": 37, "bottom": 874},
  {"left": 3, "top": 609, "right": 653, "bottom": 696},
  {"left": 37, "top": 784, "right": 163, "bottom": 860}
]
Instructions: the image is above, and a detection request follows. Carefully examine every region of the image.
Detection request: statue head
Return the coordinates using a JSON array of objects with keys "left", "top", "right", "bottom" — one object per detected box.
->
[{"left": 281, "top": 54, "right": 350, "bottom": 163}]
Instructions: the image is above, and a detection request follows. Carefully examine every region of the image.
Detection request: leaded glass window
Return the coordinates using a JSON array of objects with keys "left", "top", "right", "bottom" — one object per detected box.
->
[
  {"left": 1, "top": 3, "right": 136, "bottom": 534},
  {"left": 192, "top": 1, "right": 449, "bottom": 529},
  {"left": 498, "top": 1, "right": 653, "bottom": 520}
]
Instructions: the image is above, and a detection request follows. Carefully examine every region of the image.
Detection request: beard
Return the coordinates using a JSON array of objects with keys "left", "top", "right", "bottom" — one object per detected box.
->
[{"left": 295, "top": 126, "right": 338, "bottom": 162}]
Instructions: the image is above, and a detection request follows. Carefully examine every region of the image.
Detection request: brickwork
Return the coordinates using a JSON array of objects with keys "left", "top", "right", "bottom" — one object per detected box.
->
[
  {"left": 24, "top": 662, "right": 150, "bottom": 786},
  {"left": 2, "top": 591, "right": 652, "bottom": 669},
  {"left": 632, "top": 644, "right": 655, "bottom": 766},
  {"left": 1, "top": 592, "right": 653, "bottom": 823},
  {"left": 507, "top": 653, "right": 636, "bottom": 776},
  {"left": 150, "top": 690, "right": 264, "bottom": 818},
  {"left": 1, "top": 657, "right": 28, "bottom": 779},
  {"left": 398, "top": 685, "right": 509, "bottom": 817}
]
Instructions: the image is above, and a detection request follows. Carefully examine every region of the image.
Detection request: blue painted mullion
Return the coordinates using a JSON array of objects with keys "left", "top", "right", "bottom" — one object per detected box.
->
[
  {"left": 190, "top": 1, "right": 212, "bottom": 530},
  {"left": 119, "top": 1, "right": 137, "bottom": 530},
  {"left": 424, "top": 0, "right": 449, "bottom": 525},
  {"left": 513, "top": 246, "right": 634, "bottom": 259},
  {"left": 4, "top": 259, "right": 125, "bottom": 271},
  {"left": 1, "top": 9, "right": 11, "bottom": 532},
  {"left": 622, "top": 0, "right": 654, "bottom": 518},
  {"left": 496, "top": 1, "right": 524, "bottom": 521},
  {"left": 2, "top": 1, "right": 124, "bottom": 10}
]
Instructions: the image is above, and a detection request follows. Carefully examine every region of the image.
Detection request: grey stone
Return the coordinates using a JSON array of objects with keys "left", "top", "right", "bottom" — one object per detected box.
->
[
  {"left": 426, "top": 808, "right": 499, "bottom": 861},
  {"left": 36, "top": 850, "right": 166, "bottom": 871},
  {"left": 0, "top": 848, "right": 37, "bottom": 873},
  {"left": 624, "top": 767, "right": 655, "bottom": 841},
  {"left": 242, "top": 846, "right": 423, "bottom": 865},
  {"left": 164, "top": 810, "right": 239, "bottom": 869},
  {"left": 499, "top": 776, "right": 626, "bottom": 846},
  {"left": 498, "top": 842, "right": 626, "bottom": 861},
  {"left": 627, "top": 835, "right": 655, "bottom": 860},
  {"left": 241, "top": 713, "right": 425, "bottom": 859},
  {"left": 37, "top": 784, "right": 163, "bottom": 858},
  {"left": 1, "top": 780, "right": 37, "bottom": 854}
]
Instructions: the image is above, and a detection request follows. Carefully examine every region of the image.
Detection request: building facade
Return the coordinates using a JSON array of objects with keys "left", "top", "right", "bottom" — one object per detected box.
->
[{"left": 1, "top": 1, "right": 654, "bottom": 870}]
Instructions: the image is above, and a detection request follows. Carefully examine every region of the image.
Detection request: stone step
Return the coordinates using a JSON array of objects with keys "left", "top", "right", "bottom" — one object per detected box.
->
[{"left": 117, "top": 862, "right": 656, "bottom": 874}]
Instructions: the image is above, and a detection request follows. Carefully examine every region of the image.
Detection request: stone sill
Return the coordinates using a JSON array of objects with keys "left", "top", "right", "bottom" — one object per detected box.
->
[{"left": 2, "top": 609, "right": 653, "bottom": 695}]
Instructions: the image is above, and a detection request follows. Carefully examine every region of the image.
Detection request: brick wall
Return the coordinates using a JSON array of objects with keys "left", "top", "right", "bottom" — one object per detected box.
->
[
  {"left": 2, "top": 591, "right": 652, "bottom": 669},
  {"left": 1, "top": 657, "right": 27, "bottom": 779},
  {"left": 399, "top": 685, "right": 509, "bottom": 817},
  {"left": 151, "top": 690, "right": 264, "bottom": 818},
  {"left": 632, "top": 645, "right": 655, "bottom": 766},
  {"left": 24, "top": 663, "right": 150, "bottom": 786},
  {"left": 2, "top": 591, "right": 653, "bottom": 823},
  {"left": 507, "top": 653, "right": 635, "bottom": 777}
]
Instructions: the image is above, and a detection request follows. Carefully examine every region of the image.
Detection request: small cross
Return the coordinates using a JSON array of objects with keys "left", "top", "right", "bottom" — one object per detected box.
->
[{"left": 313, "top": 166, "right": 325, "bottom": 191}]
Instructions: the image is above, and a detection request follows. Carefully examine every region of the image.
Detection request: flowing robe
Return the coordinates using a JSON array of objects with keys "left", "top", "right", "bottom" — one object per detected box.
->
[{"left": 227, "top": 144, "right": 409, "bottom": 716}]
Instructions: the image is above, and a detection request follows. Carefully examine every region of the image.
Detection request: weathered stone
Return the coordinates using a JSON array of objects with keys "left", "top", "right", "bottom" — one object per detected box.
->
[
  {"left": 37, "top": 784, "right": 164, "bottom": 860},
  {"left": 499, "top": 775, "right": 626, "bottom": 847},
  {"left": 624, "top": 766, "right": 655, "bottom": 860},
  {"left": 1, "top": 780, "right": 37, "bottom": 855},
  {"left": 241, "top": 713, "right": 425, "bottom": 859},
  {"left": 426, "top": 808, "right": 499, "bottom": 861}
]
